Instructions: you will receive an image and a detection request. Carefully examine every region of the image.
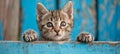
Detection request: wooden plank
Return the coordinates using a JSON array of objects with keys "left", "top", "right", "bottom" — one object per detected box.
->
[
  {"left": 0, "top": 0, "right": 6, "bottom": 40},
  {"left": 20, "top": 0, "right": 57, "bottom": 39},
  {"left": 20, "top": 0, "right": 38, "bottom": 35},
  {"left": 37, "top": 0, "right": 57, "bottom": 10},
  {"left": 116, "top": 1, "right": 120, "bottom": 41},
  {"left": 0, "top": 41, "right": 120, "bottom": 54},
  {"left": 98, "top": 0, "right": 120, "bottom": 41},
  {"left": 0, "top": 21, "right": 3, "bottom": 40},
  {"left": 59, "top": 0, "right": 96, "bottom": 40},
  {"left": 0, "top": 0, "right": 20, "bottom": 40}
]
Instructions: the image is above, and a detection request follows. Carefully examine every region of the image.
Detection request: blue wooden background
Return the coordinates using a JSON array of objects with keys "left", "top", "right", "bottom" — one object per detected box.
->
[
  {"left": 0, "top": 0, "right": 120, "bottom": 41},
  {"left": 98, "top": 0, "right": 120, "bottom": 41},
  {"left": 0, "top": 0, "right": 120, "bottom": 54},
  {"left": 0, "top": 41, "right": 120, "bottom": 54},
  {"left": 0, "top": 21, "right": 3, "bottom": 40}
]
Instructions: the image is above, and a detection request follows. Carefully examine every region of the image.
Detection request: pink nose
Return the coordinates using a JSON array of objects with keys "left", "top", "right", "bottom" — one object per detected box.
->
[
  {"left": 54, "top": 27, "right": 60, "bottom": 33},
  {"left": 54, "top": 30, "right": 60, "bottom": 33}
]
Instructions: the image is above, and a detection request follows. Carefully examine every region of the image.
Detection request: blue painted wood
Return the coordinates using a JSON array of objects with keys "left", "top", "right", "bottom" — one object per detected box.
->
[
  {"left": 0, "top": 21, "right": 3, "bottom": 40},
  {"left": 59, "top": 0, "right": 96, "bottom": 41},
  {"left": 20, "top": 0, "right": 39, "bottom": 36},
  {"left": 0, "top": 41, "right": 120, "bottom": 54},
  {"left": 37, "top": 0, "right": 57, "bottom": 10},
  {"left": 98, "top": 0, "right": 120, "bottom": 41},
  {"left": 116, "top": 3, "right": 120, "bottom": 41}
]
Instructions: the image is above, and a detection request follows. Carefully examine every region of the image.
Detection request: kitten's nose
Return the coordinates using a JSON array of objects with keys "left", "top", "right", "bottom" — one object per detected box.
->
[
  {"left": 54, "top": 27, "right": 60, "bottom": 33},
  {"left": 54, "top": 30, "right": 60, "bottom": 33}
]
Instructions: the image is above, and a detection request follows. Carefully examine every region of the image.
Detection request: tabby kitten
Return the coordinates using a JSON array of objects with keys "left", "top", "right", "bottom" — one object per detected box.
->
[{"left": 22, "top": 1, "right": 94, "bottom": 43}]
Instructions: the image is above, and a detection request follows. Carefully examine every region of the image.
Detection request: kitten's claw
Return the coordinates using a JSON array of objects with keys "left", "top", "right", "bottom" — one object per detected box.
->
[
  {"left": 22, "top": 30, "right": 38, "bottom": 42},
  {"left": 76, "top": 32, "right": 94, "bottom": 43}
]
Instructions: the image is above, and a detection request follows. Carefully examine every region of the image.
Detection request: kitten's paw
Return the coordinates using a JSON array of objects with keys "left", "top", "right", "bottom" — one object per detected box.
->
[
  {"left": 76, "top": 32, "right": 94, "bottom": 43},
  {"left": 22, "top": 29, "right": 38, "bottom": 42}
]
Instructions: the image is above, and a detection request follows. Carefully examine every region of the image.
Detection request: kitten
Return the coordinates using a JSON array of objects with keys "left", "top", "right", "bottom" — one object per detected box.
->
[{"left": 22, "top": 1, "right": 94, "bottom": 43}]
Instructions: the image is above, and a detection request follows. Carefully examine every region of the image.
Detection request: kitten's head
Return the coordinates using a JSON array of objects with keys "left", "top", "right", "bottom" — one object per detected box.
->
[{"left": 37, "top": 1, "right": 73, "bottom": 41}]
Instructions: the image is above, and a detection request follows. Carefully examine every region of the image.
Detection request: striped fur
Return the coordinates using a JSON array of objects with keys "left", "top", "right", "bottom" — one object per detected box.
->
[
  {"left": 37, "top": 1, "right": 73, "bottom": 41},
  {"left": 22, "top": 1, "right": 94, "bottom": 42}
]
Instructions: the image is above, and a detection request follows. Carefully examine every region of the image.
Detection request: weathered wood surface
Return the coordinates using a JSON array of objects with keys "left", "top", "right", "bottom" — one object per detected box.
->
[
  {"left": 37, "top": 0, "right": 57, "bottom": 10},
  {"left": 0, "top": 0, "right": 6, "bottom": 40},
  {"left": 0, "top": 0, "right": 120, "bottom": 41},
  {"left": 20, "top": 0, "right": 38, "bottom": 36},
  {"left": 0, "top": 0, "right": 20, "bottom": 40},
  {"left": 98, "top": 0, "right": 120, "bottom": 41},
  {"left": 0, "top": 41, "right": 120, "bottom": 54},
  {"left": 0, "top": 21, "right": 3, "bottom": 40}
]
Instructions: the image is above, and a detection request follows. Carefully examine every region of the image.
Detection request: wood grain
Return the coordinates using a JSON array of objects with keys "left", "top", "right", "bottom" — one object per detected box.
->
[
  {"left": 98, "top": 0, "right": 120, "bottom": 41},
  {"left": 0, "top": 41, "right": 120, "bottom": 54},
  {"left": 0, "top": 0, "right": 20, "bottom": 40}
]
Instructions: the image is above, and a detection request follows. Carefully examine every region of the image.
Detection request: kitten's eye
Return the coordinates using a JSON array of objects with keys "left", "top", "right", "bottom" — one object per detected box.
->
[
  {"left": 47, "top": 22, "right": 53, "bottom": 27},
  {"left": 61, "top": 21, "right": 66, "bottom": 26}
]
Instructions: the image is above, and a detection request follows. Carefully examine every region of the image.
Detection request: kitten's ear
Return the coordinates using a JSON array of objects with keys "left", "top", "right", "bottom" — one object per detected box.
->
[
  {"left": 62, "top": 1, "right": 73, "bottom": 19},
  {"left": 37, "top": 3, "right": 48, "bottom": 21}
]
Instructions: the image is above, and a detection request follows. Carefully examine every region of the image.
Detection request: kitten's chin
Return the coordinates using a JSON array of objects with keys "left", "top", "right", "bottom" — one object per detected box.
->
[{"left": 51, "top": 34, "right": 64, "bottom": 41}]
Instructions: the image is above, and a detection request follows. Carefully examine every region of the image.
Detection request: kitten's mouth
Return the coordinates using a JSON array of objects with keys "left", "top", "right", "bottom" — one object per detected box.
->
[{"left": 55, "top": 34, "right": 61, "bottom": 36}]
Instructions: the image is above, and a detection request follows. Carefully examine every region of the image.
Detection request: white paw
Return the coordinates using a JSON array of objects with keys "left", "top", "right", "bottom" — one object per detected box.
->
[
  {"left": 22, "top": 29, "right": 38, "bottom": 42},
  {"left": 77, "top": 32, "right": 94, "bottom": 43}
]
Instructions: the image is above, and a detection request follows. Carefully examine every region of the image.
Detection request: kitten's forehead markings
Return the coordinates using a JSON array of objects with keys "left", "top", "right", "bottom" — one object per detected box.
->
[
  {"left": 58, "top": 10, "right": 61, "bottom": 21},
  {"left": 50, "top": 11, "right": 54, "bottom": 21},
  {"left": 50, "top": 17, "right": 53, "bottom": 21},
  {"left": 56, "top": 10, "right": 60, "bottom": 21},
  {"left": 50, "top": 11, "right": 55, "bottom": 21},
  {"left": 59, "top": 11, "right": 63, "bottom": 21},
  {"left": 53, "top": 11, "right": 57, "bottom": 21},
  {"left": 41, "top": 12, "right": 50, "bottom": 20},
  {"left": 59, "top": 11, "right": 62, "bottom": 21}
]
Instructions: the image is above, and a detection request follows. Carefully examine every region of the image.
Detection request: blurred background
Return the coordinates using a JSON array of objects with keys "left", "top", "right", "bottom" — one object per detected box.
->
[{"left": 0, "top": 0, "right": 120, "bottom": 41}]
